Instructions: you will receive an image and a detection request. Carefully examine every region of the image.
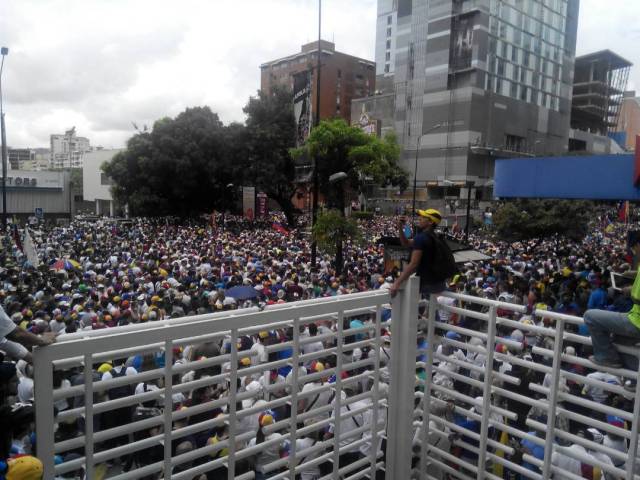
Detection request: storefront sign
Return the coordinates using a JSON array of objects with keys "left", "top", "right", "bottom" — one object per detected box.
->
[{"left": 7, "top": 176, "right": 38, "bottom": 187}]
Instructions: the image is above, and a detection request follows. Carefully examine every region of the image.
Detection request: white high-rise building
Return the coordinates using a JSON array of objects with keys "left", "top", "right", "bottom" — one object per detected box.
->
[{"left": 50, "top": 127, "right": 91, "bottom": 168}]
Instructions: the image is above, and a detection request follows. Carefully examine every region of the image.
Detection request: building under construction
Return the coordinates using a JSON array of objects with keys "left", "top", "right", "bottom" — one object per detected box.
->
[{"left": 571, "top": 49, "right": 632, "bottom": 136}]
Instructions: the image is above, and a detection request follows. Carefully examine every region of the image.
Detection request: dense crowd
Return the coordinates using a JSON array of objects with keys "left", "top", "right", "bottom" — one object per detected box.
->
[{"left": 0, "top": 209, "right": 637, "bottom": 479}]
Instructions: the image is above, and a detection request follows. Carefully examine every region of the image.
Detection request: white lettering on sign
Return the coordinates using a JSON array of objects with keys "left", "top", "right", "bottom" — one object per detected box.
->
[{"left": 6, "top": 177, "right": 38, "bottom": 187}]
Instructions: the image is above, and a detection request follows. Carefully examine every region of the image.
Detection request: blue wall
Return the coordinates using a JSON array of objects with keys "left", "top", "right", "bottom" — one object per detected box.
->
[{"left": 494, "top": 154, "right": 640, "bottom": 200}]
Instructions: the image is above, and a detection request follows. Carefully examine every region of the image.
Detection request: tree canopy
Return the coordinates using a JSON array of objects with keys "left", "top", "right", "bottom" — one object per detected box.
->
[
  {"left": 242, "top": 86, "right": 298, "bottom": 225},
  {"left": 103, "top": 107, "right": 228, "bottom": 217},
  {"left": 492, "top": 199, "right": 593, "bottom": 242},
  {"left": 102, "top": 98, "right": 407, "bottom": 223},
  {"left": 293, "top": 118, "right": 408, "bottom": 210}
]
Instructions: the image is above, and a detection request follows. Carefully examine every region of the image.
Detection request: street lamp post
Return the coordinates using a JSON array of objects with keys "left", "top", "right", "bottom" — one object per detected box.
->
[
  {"left": 0, "top": 47, "right": 8, "bottom": 228},
  {"left": 310, "top": 0, "right": 322, "bottom": 268},
  {"left": 329, "top": 171, "right": 348, "bottom": 276},
  {"left": 464, "top": 180, "right": 474, "bottom": 242},
  {"left": 412, "top": 123, "right": 442, "bottom": 229}
]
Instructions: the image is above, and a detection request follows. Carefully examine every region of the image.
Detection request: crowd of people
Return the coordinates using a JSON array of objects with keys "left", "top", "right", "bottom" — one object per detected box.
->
[{"left": 0, "top": 207, "right": 638, "bottom": 479}]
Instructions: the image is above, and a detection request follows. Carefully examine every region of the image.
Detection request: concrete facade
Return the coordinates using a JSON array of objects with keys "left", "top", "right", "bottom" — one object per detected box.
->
[
  {"left": 617, "top": 92, "right": 640, "bottom": 151},
  {"left": 381, "top": 0, "right": 579, "bottom": 200},
  {"left": 82, "top": 149, "right": 122, "bottom": 216},
  {"left": 0, "top": 170, "right": 72, "bottom": 220},
  {"left": 260, "top": 41, "right": 376, "bottom": 124},
  {"left": 50, "top": 127, "right": 91, "bottom": 169}
]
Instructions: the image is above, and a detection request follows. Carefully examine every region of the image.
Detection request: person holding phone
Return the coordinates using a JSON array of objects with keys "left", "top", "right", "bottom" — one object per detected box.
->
[
  {"left": 584, "top": 230, "right": 640, "bottom": 372},
  {"left": 389, "top": 209, "right": 446, "bottom": 298}
]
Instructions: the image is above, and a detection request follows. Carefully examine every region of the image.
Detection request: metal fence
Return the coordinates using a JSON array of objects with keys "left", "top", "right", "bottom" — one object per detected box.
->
[
  {"left": 34, "top": 276, "right": 640, "bottom": 479},
  {"left": 34, "top": 288, "right": 393, "bottom": 479},
  {"left": 414, "top": 290, "right": 640, "bottom": 480}
]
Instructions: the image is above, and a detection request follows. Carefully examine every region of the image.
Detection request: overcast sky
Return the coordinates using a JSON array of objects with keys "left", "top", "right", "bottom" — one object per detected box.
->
[{"left": 0, "top": 0, "right": 638, "bottom": 149}]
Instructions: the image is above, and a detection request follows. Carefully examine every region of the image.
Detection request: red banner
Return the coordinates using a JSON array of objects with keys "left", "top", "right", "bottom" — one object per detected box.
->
[{"left": 257, "top": 192, "right": 268, "bottom": 218}]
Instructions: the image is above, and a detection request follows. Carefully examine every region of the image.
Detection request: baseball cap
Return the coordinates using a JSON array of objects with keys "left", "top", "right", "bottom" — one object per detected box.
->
[
  {"left": 6, "top": 455, "right": 43, "bottom": 480},
  {"left": 416, "top": 209, "right": 442, "bottom": 224}
]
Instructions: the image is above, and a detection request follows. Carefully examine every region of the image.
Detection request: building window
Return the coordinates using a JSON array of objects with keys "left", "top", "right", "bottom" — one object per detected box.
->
[
  {"left": 387, "top": 15, "right": 392, "bottom": 25},
  {"left": 384, "top": 64, "right": 390, "bottom": 73},
  {"left": 386, "top": 40, "right": 391, "bottom": 50},
  {"left": 505, "top": 134, "right": 525, "bottom": 152},
  {"left": 385, "top": 52, "right": 391, "bottom": 61},
  {"left": 337, "top": 69, "right": 342, "bottom": 78},
  {"left": 387, "top": 27, "right": 392, "bottom": 37}
]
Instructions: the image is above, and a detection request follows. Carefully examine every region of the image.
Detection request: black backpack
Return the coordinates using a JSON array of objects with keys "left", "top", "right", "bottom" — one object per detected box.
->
[
  {"left": 107, "top": 366, "right": 132, "bottom": 400},
  {"left": 425, "top": 231, "right": 458, "bottom": 282}
]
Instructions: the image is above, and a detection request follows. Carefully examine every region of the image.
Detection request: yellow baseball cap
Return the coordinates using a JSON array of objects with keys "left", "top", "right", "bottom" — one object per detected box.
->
[
  {"left": 416, "top": 209, "right": 442, "bottom": 224},
  {"left": 7, "top": 456, "right": 44, "bottom": 480}
]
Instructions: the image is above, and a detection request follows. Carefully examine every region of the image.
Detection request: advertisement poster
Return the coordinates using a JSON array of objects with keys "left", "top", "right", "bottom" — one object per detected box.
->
[
  {"left": 242, "top": 186, "right": 255, "bottom": 221},
  {"left": 257, "top": 192, "right": 268, "bottom": 218},
  {"left": 293, "top": 71, "right": 312, "bottom": 146}
]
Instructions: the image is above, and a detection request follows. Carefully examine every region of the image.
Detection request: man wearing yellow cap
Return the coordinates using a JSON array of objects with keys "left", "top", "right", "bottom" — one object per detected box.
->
[{"left": 390, "top": 209, "right": 446, "bottom": 298}]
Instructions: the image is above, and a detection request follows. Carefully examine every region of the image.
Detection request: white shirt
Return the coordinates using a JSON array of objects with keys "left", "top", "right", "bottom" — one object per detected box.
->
[
  {"left": 551, "top": 444, "right": 600, "bottom": 480},
  {"left": 301, "top": 338, "right": 325, "bottom": 356},
  {"left": 295, "top": 436, "right": 321, "bottom": 479},
  {"left": 0, "top": 306, "right": 16, "bottom": 338},
  {"left": 584, "top": 372, "right": 621, "bottom": 404},
  {"left": 359, "top": 398, "right": 386, "bottom": 458},
  {"left": 329, "top": 391, "right": 363, "bottom": 451},
  {"left": 248, "top": 432, "right": 283, "bottom": 473},
  {"left": 300, "top": 381, "right": 334, "bottom": 423},
  {"left": 604, "top": 435, "right": 627, "bottom": 467}
]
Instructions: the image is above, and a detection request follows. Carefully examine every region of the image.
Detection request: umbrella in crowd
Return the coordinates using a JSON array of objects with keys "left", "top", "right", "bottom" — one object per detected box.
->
[{"left": 225, "top": 285, "right": 259, "bottom": 300}]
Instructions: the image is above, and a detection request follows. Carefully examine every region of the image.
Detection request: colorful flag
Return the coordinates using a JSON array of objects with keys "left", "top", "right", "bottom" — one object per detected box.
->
[
  {"left": 23, "top": 228, "right": 40, "bottom": 267},
  {"left": 272, "top": 222, "right": 289, "bottom": 235},
  {"left": 618, "top": 201, "right": 629, "bottom": 223},
  {"left": 12, "top": 224, "right": 23, "bottom": 253}
]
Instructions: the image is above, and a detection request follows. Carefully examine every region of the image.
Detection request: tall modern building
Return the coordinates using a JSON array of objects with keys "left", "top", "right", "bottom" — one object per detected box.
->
[
  {"left": 50, "top": 127, "right": 91, "bottom": 169},
  {"left": 378, "top": 0, "right": 580, "bottom": 202},
  {"left": 260, "top": 41, "right": 376, "bottom": 125}
]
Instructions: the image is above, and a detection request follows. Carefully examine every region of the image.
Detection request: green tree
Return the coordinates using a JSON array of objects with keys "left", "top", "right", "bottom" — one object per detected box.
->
[
  {"left": 295, "top": 118, "right": 408, "bottom": 273},
  {"left": 312, "top": 209, "right": 361, "bottom": 253},
  {"left": 493, "top": 199, "right": 592, "bottom": 242},
  {"left": 242, "top": 86, "right": 298, "bottom": 226},
  {"left": 294, "top": 118, "right": 408, "bottom": 210},
  {"left": 103, "top": 107, "right": 229, "bottom": 217}
]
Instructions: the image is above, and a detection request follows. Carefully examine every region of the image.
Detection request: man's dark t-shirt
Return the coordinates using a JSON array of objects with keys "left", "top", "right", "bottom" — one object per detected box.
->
[{"left": 413, "top": 230, "right": 438, "bottom": 287}]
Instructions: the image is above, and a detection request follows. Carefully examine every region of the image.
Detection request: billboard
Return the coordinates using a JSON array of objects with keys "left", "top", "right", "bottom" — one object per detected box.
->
[
  {"left": 293, "top": 71, "right": 312, "bottom": 146},
  {"left": 257, "top": 192, "right": 268, "bottom": 218},
  {"left": 451, "top": 16, "right": 474, "bottom": 70},
  {"left": 242, "top": 186, "right": 255, "bottom": 220}
]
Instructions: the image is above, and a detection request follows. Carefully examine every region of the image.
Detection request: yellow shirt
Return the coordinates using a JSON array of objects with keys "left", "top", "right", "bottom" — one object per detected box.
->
[{"left": 628, "top": 269, "right": 640, "bottom": 329}]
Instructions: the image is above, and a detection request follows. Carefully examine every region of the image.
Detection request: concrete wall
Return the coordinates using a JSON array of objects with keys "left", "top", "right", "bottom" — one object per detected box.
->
[
  {"left": 83, "top": 149, "right": 121, "bottom": 203},
  {"left": 0, "top": 170, "right": 70, "bottom": 216}
]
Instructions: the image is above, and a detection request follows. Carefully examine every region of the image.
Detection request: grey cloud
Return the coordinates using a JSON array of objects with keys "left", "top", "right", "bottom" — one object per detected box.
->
[{"left": 4, "top": 28, "right": 186, "bottom": 106}]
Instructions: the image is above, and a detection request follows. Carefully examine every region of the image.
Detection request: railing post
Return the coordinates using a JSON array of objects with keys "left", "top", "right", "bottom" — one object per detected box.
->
[
  {"left": 33, "top": 346, "right": 55, "bottom": 479},
  {"left": 541, "top": 318, "right": 565, "bottom": 479},
  {"left": 477, "top": 305, "right": 498, "bottom": 478},
  {"left": 387, "top": 275, "right": 419, "bottom": 479}
]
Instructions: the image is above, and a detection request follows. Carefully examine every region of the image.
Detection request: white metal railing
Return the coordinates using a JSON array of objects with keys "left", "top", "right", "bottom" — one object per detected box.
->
[
  {"left": 35, "top": 288, "right": 394, "bottom": 479},
  {"left": 413, "top": 290, "right": 640, "bottom": 480},
  {"left": 34, "top": 276, "right": 640, "bottom": 479}
]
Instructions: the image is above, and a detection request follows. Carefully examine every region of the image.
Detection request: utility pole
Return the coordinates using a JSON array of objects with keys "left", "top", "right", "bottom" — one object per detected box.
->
[
  {"left": 310, "top": 0, "right": 321, "bottom": 268},
  {"left": 0, "top": 47, "right": 8, "bottom": 228}
]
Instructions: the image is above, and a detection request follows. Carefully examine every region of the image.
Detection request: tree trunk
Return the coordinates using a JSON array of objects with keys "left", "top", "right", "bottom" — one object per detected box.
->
[
  {"left": 270, "top": 191, "right": 297, "bottom": 227},
  {"left": 335, "top": 237, "right": 343, "bottom": 276}
]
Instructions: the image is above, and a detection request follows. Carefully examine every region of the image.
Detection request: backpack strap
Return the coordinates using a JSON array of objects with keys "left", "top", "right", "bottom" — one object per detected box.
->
[{"left": 345, "top": 403, "right": 361, "bottom": 428}]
